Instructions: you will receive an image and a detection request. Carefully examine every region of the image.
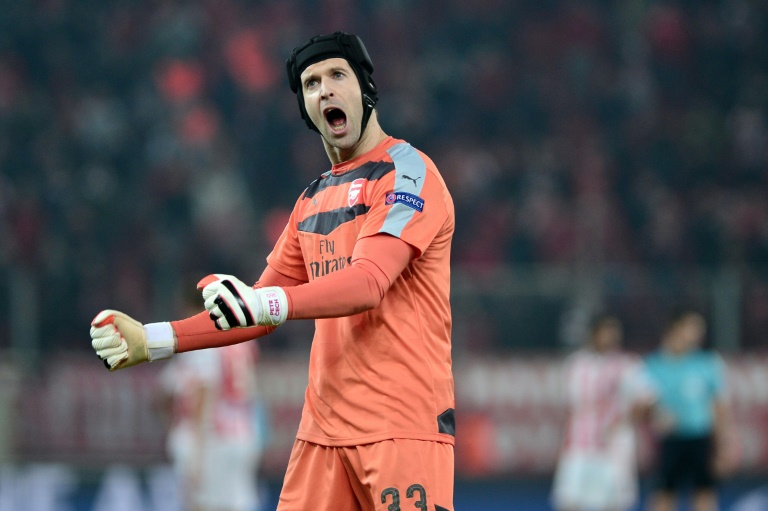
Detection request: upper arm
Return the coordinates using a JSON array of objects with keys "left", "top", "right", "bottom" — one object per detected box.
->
[
  {"left": 265, "top": 195, "right": 311, "bottom": 283},
  {"left": 351, "top": 234, "right": 415, "bottom": 286},
  {"left": 713, "top": 354, "right": 727, "bottom": 394},
  {"left": 281, "top": 234, "right": 415, "bottom": 320},
  {"left": 358, "top": 144, "right": 452, "bottom": 259}
]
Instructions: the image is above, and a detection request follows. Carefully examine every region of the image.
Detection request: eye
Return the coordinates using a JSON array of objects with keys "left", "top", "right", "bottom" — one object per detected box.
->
[
  {"left": 304, "top": 78, "right": 318, "bottom": 89},
  {"left": 331, "top": 69, "right": 350, "bottom": 81}
]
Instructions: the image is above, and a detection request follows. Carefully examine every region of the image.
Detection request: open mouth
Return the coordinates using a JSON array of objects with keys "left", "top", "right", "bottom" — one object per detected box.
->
[{"left": 324, "top": 107, "right": 347, "bottom": 133}]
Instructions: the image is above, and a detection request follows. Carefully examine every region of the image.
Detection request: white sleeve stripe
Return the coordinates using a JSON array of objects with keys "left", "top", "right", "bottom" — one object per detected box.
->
[{"left": 381, "top": 142, "right": 427, "bottom": 237}]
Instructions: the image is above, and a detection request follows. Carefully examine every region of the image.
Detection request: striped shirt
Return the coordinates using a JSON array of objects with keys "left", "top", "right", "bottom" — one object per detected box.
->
[
  {"left": 562, "top": 349, "right": 649, "bottom": 452},
  {"left": 160, "top": 342, "right": 258, "bottom": 438}
]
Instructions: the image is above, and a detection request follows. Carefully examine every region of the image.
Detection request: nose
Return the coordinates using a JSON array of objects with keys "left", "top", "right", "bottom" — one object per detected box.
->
[{"left": 319, "top": 77, "right": 334, "bottom": 99}]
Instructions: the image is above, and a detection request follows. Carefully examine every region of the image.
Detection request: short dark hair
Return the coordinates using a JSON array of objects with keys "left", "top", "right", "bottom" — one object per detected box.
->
[
  {"left": 588, "top": 313, "right": 621, "bottom": 335},
  {"left": 663, "top": 306, "right": 704, "bottom": 333}
]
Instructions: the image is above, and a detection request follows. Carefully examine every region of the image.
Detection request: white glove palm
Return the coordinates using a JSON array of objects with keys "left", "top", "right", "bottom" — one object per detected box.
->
[
  {"left": 90, "top": 310, "right": 175, "bottom": 371},
  {"left": 198, "top": 274, "right": 288, "bottom": 330}
]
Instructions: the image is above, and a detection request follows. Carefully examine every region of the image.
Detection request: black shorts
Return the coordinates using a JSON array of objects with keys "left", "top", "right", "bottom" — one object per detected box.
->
[{"left": 654, "top": 434, "right": 717, "bottom": 492}]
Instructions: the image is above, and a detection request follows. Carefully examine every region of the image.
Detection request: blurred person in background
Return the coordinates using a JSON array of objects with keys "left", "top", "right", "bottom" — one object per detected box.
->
[
  {"left": 643, "top": 309, "right": 736, "bottom": 511},
  {"left": 551, "top": 314, "right": 654, "bottom": 511},
  {"left": 157, "top": 322, "right": 263, "bottom": 511},
  {"left": 91, "top": 30, "right": 456, "bottom": 511}
]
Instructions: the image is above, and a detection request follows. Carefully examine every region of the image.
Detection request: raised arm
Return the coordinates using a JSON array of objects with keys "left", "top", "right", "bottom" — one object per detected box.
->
[
  {"left": 90, "top": 265, "right": 305, "bottom": 370},
  {"left": 91, "top": 235, "right": 413, "bottom": 370}
]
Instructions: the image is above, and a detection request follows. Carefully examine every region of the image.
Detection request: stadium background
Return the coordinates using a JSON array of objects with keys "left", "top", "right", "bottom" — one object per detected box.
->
[{"left": 0, "top": 0, "right": 767, "bottom": 509}]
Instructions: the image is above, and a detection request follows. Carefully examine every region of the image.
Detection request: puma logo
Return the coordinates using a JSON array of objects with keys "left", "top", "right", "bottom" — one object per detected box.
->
[{"left": 402, "top": 175, "right": 421, "bottom": 187}]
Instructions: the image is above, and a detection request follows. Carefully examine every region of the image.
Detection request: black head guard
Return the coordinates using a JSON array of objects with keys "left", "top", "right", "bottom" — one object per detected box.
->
[{"left": 286, "top": 31, "right": 378, "bottom": 134}]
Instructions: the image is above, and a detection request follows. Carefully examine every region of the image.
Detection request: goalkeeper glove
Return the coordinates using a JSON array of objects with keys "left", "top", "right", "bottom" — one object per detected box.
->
[
  {"left": 198, "top": 274, "right": 288, "bottom": 330},
  {"left": 90, "top": 310, "right": 176, "bottom": 371}
]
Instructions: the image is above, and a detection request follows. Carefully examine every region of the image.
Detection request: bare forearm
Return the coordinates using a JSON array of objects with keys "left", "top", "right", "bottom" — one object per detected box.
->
[{"left": 713, "top": 398, "right": 730, "bottom": 441}]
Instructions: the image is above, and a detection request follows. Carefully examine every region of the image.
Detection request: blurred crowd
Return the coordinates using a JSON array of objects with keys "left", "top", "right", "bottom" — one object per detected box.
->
[{"left": 0, "top": 0, "right": 767, "bottom": 353}]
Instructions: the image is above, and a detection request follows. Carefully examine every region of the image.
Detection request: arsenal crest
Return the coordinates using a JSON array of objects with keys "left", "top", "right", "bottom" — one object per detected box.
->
[{"left": 348, "top": 178, "right": 365, "bottom": 207}]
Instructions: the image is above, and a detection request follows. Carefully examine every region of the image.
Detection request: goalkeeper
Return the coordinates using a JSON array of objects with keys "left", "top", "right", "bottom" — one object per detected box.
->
[{"left": 91, "top": 31, "right": 456, "bottom": 511}]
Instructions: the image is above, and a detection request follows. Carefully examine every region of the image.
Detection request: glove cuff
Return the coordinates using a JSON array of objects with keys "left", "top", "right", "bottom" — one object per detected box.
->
[
  {"left": 144, "top": 322, "right": 176, "bottom": 361},
  {"left": 257, "top": 286, "right": 288, "bottom": 326}
]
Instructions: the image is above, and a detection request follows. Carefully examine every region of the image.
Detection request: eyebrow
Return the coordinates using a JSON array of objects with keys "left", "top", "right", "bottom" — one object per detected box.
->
[{"left": 302, "top": 66, "right": 349, "bottom": 83}]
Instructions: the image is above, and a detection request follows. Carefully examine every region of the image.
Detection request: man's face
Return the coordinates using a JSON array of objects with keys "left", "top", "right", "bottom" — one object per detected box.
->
[
  {"left": 300, "top": 58, "right": 364, "bottom": 148},
  {"left": 676, "top": 314, "right": 706, "bottom": 349},
  {"left": 667, "top": 313, "right": 706, "bottom": 353},
  {"left": 592, "top": 322, "right": 622, "bottom": 352}
]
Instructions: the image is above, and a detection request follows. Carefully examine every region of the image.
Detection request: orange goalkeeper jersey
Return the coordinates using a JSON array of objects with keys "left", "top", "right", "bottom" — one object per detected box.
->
[{"left": 267, "top": 136, "right": 455, "bottom": 447}]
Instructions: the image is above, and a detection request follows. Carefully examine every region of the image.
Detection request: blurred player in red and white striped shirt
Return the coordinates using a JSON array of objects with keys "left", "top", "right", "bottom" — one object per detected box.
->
[
  {"left": 159, "top": 342, "right": 262, "bottom": 511},
  {"left": 552, "top": 314, "right": 655, "bottom": 511}
]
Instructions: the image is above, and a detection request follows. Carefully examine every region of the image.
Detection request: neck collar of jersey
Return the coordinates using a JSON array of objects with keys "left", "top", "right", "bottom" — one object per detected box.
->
[{"left": 330, "top": 136, "right": 397, "bottom": 175}]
